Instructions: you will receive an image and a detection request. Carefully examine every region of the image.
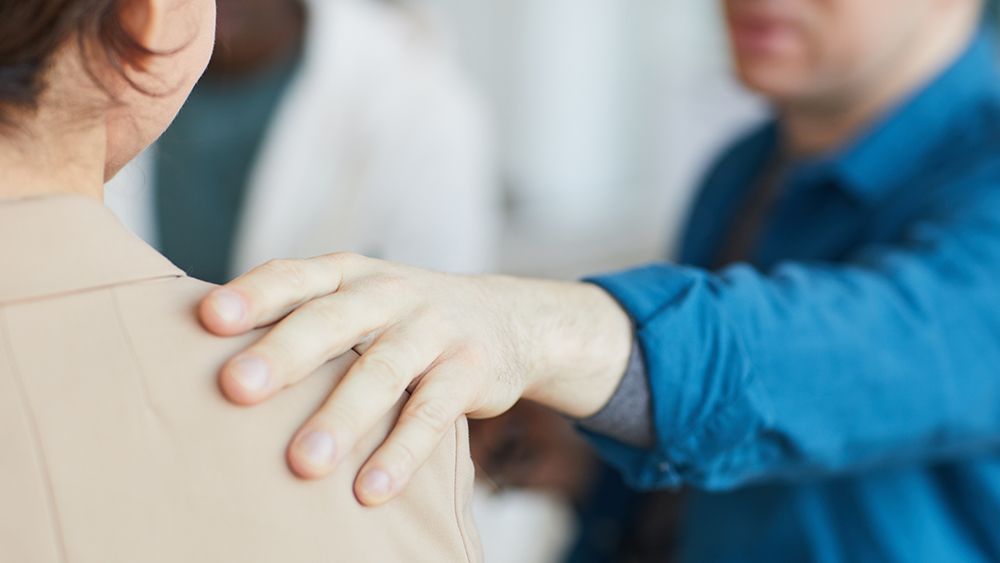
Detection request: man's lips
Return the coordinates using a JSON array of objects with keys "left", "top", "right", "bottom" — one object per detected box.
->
[{"left": 728, "top": 15, "right": 798, "bottom": 56}]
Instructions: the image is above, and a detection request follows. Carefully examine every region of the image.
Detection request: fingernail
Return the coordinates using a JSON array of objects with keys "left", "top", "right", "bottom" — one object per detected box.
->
[
  {"left": 361, "top": 469, "right": 392, "bottom": 500},
  {"left": 229, "top": 355, "right": 269, "bottom": 393},
  {"left": 299, "top": 430, "right": 337, "bottom": 467},
  {"left": 208, "top": 289, "right": 246, "bottom": 326}
]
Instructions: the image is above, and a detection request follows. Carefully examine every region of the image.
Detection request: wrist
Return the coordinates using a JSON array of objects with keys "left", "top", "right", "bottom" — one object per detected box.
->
[{"left": 514, "top": 279, "right": 634, "bottom": 418}]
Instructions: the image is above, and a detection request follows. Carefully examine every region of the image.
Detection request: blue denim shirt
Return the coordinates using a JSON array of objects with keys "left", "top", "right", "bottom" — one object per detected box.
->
[{"left": 586, "top": 29, "right": 1000, "bottom": 562}]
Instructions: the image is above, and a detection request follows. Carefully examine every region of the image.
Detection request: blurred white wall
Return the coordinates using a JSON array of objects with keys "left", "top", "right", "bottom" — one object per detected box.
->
[{"left": 413, "top": 0, "right": 767, "bottom": 279}]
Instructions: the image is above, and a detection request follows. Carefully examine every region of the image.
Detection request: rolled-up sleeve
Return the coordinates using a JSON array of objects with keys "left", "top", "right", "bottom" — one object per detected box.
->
[
  {"left": 578, "top": 340, "right": 656, "bottom": 448},
  {"left": 581, "top": 183, "right": 1000, "bottom": 492}
]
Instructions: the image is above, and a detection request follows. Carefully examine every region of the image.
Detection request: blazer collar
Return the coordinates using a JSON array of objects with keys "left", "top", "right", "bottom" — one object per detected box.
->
[{"left": 0, "top": 195, "right": 184, "bottom": 305}]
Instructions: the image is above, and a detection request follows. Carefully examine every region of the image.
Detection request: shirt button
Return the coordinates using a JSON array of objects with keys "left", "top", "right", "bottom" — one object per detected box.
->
[{"left": 658, "top": 461, "right": 671, "bottom": 473}]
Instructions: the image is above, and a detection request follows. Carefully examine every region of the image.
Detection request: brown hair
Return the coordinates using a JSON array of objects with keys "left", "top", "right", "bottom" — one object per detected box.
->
[{"left": 0, "top": 0, "right": 150, "bottom": 122}]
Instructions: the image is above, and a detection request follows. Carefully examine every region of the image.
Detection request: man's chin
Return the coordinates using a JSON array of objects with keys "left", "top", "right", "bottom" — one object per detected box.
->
[{"left": 734, "top": 65, "right": 808, "bottom": 100}]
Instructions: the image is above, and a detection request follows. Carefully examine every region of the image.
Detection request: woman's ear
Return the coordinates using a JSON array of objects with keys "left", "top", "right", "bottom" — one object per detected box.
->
[{"left": 116, "top": 0, "right": 166, "bottom": 64}]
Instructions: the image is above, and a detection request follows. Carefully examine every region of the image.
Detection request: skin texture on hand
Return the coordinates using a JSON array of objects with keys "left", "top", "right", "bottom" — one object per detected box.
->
[{"left": 198, "top": 253, "right": 632, "bottom": 506}]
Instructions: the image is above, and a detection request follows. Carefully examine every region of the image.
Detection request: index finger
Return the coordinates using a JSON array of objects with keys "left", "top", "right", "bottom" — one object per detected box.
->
[{"left": 199, "top": 253, "right": 372, "bottom": 336}]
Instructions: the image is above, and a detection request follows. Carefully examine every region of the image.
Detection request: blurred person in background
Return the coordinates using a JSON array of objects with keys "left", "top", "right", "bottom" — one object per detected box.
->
[
  {"left": 197, "top": 0, "right": 1000, "bottom": 561},
  {"left": 107, "top": 0, "right": 498, "bottom": 283}
]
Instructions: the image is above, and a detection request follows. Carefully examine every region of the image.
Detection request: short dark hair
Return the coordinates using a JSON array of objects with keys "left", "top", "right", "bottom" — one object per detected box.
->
[{"left": 0, "top": 1, "right": 150, "bottom": 123}]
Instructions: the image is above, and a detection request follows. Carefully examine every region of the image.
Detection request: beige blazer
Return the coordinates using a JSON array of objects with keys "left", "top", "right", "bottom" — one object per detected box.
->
[{"left": 0, "top": 196, "right": 481, "bottom": 563}]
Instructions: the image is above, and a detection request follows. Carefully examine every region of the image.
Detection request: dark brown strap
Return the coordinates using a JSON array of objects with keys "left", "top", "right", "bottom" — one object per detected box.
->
[{"left": 712, "top": 157, "right": 787, "bottom": 268}]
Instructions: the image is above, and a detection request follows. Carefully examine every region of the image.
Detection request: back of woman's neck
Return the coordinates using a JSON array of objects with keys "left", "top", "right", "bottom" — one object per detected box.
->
[{"left": 0, "top": 114, "right": 107, "bottom": 202}]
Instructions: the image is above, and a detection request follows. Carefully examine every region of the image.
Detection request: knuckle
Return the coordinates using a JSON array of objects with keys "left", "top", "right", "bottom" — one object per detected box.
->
[
  {"left": 264, "top": 259, "right": 308, "bottom": 292},
  {"left": 318, "top": 404, "right": 360, "bottom": 437},
  {"left": 326, "top": 252, "right": 363, "bottom": 268},
  {"left": 404, "top": 398, "right": 454, "bottom": 435},
  {"left": 387, "top": 331, "right": 423, "bottom": 365},
  {"left": 358, "top": 353, "right": 408, "bottom": 392},
  {"left": 303, "top": 298, "right": 341, "bottom": 328},
  {"left": 454, "top": 345, "right": 488, "bottom": 371},
  {"left": 256, "top": 338, "right": 299, "bottom": 380},
  {"left": 387, "top": 440, "right": 420, "bottom": 472},
  {"left": 363, "top": 274, "right": 406, "bottom": 296}
]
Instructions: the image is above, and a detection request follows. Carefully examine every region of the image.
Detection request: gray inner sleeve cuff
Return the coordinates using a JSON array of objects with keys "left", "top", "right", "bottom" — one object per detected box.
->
[{"left": 577, "top": 340, "right": 656, "bottom": 448}]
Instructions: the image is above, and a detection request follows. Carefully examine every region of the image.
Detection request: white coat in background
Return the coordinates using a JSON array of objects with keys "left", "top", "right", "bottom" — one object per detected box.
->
[{"left": 107, "top": 0, "right": 499, "bottom": 276}]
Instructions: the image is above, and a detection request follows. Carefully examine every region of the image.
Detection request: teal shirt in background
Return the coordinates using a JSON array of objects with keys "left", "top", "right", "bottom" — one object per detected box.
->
[{"left": 154, "top": 54, "right": 301, "bottom": 284}]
